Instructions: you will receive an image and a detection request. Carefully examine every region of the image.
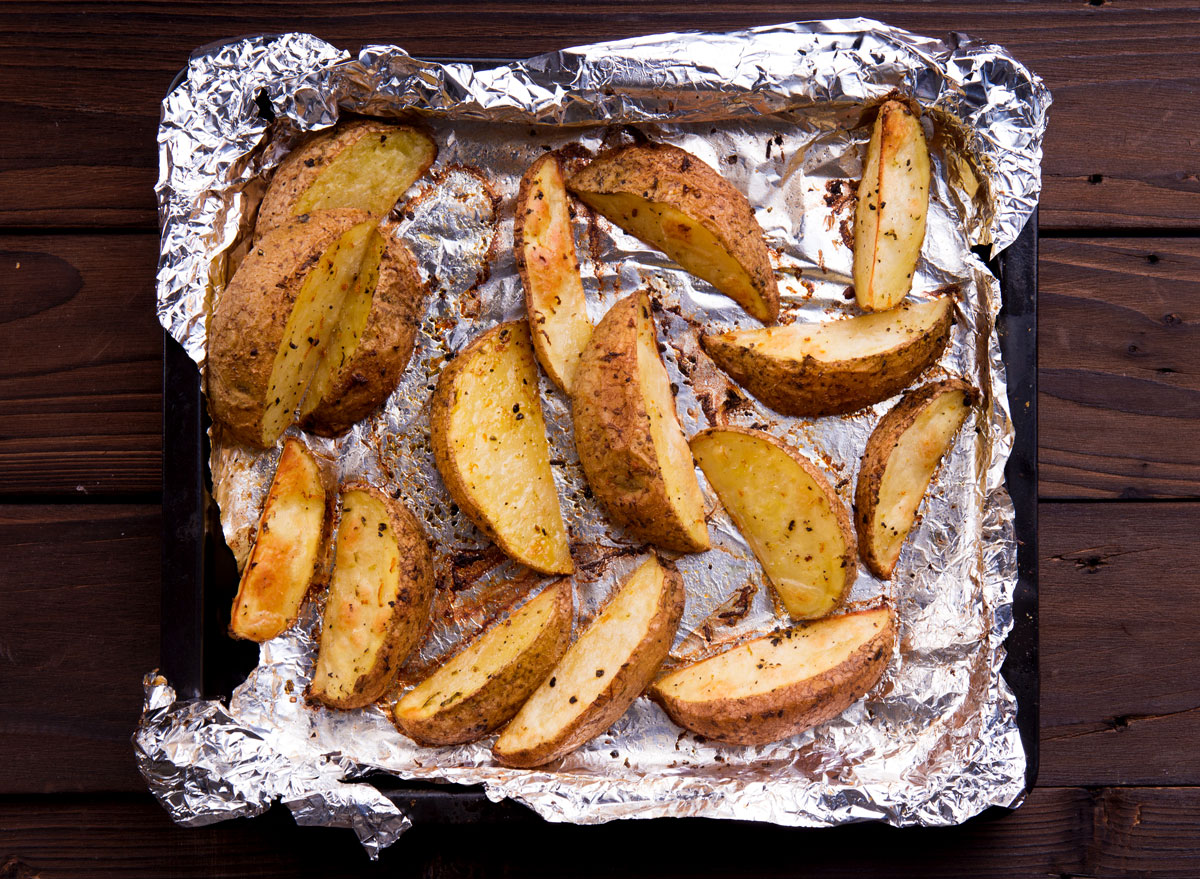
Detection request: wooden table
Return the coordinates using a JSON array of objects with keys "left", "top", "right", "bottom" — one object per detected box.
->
[{"left": 3, "top": 3, "right": 1198, "bottom": 876}]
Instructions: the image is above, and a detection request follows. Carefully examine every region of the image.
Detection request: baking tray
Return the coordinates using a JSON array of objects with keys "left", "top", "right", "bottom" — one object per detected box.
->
[{"left": 159, "top": 47, "right": 1039, "bottom": 826}]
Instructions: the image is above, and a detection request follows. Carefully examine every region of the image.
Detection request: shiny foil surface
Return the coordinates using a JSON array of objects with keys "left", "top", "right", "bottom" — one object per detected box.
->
[{"left": 138, "top": 20, "right": 1049, "bottom": 856}]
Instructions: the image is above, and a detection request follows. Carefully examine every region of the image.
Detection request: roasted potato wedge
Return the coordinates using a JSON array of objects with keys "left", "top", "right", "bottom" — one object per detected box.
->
[
  {"left": 229, "top": 439, "right": 333, "bottom": 642},
  {"left": 701, "top": 297, "right": 953, "bottom": 417},
  {"left": 855, "top": 379, "right": 976, "bottom": 579},
  {"left": 394, "top": 579, "right": 573, "bottom": 746},
  {"left": 430, "top": 322, "right": 574, "bottom": 575},
  {"left": 208, "top": 209, "right": 377, "bottom": 448},
  {"left": 571, "top": 292, "right": 709, "bottom": 553},
  {"left": 309, "top": 484, "right": 434, "bottom": 709},
  {"left": 690, "top": 428, "right": 856, "bottom": 620},
  {"left": 567, "top": 142, "right": 778, "bottom": 323},
  {"left": 854, "top": 100, "right": 931, "bottom": 311},
  {"left": 256, "top": 121, "right": 437, "bottom": 237},
  {"left": 650, "top": 606, "right": 895, "bottom": 745},
  {"left": 300, "top": 223, "right": 428, "bottom": 436},
  {"left": 515, "top": 152, "right": 592, "bottom": 393},
  {"left": 493, "top": 555, "right": 684, "bottom": 767}
]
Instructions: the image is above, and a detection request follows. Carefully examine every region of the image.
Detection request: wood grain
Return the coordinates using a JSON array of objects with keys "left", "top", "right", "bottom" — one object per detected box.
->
[
  {"left": 1, "top": 787, "right": 1199, "bottom": 878},
  {"left": 0, "top": 505, "right": 160, "bottom": 794},
  {"left": 0, "top": 237, "right": 161, "bottom": 496},
  {"left": 1039, "top": 502, "right": 1200, "bottom": 787},
  {"left": 1, "top": 2, "right": 1198, "bottom": 229},
  {"left": 1039, "top": 237, "right": 1200, "bottom": 499}
]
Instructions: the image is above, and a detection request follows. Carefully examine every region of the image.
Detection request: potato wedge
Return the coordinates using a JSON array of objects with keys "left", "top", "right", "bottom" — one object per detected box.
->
[
  {"left": 701, "top": 297, "right": 953, "bottom": 417},
  {"left": 394, "top": 579, "right": 573, "bottom": 746},
  {"left": 309, "top": 484, "right": 434, "bottom": 709},
  {"left": 567, "top": 142, "right": 778, "bottom": 323},
  {"left": 256, "top": 121, "right": 437, "bottom": 237},
  {"left": 430, "top": 322, "right": 573, "bottom": 575},
  {"left": 515, "top": 152, "right": 592, "bottom": 393},
  {"left": 229, "top": 439, "right": 333, "bottom": 642},
  {"left": 853, "top": 100, "right": 931, "bottom": 311},
  {"left": 690, "top": 428, "right": 856, "bottom": 620},
  {"left": 649, "top": 606, "right": 895, "bottom": 745},
  {"left": 571, "top": 292, "right": 709, "bottom": 553},
  {"left": 208, "top": 209, "right": 377, "bottom": 448},
  {"left": 300, "top": 223, "right": 428, "bottom": 436},
  {"left": 493, "top": 555, "right": 684, "bottom": 767},
  {"left": 855, "top": 379, "right": 976, "bottom": 579}
]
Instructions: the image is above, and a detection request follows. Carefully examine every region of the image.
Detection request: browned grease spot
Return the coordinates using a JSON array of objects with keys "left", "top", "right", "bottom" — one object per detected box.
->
[{"left": 668, "top": 581, "right": 761, "bottom": 666}]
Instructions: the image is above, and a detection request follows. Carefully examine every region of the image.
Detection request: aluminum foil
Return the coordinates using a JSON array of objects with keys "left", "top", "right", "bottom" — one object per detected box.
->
[{"left": 140, "top": 20, "right": 1048, "bottom": 855}]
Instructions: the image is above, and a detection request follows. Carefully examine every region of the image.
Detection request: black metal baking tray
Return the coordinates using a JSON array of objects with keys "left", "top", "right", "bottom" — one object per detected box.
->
[{"left": 160, "top": 44, "right": 1038, "bottom": 825}]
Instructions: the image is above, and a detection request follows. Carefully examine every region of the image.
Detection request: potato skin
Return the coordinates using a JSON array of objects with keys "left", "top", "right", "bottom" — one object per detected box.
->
[
  {"left": 300, "top": 226, "right": 428, "bottom": 436},
  {"left": 567, "top": 142, "right": 778, "bottom": 323},
  {"left": 855, "top": 379, "right": 976, "bottom": 579},
  {"left": 571, "top": 293, "right": 708, "bottom": 553},
  {"left": 395, "top": 579, "right": 573, "bottom": 747},
  {"left": 308, "top": 482, "right": 435, "bottom": 710},
  {"left": 492, "top": 560, "right": 685, "bottom": 768},
  {"left": 207, "top": 209, "right": 369, "bottom": 448},
  {"left": 256, "top": 121, "right": 437, "bottom": 237},
  {"left": 700, "top": 302, "right": 952, "bottom": 417},
  {"left": 649, "top": 607, "right": 895, "bottom": 745}
]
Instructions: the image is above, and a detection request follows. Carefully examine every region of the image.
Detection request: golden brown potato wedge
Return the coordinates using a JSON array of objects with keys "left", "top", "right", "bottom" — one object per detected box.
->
[
  {"left": 650, "top": 606, "right": 895, "bottom": 745},
  {"left": 855, "top": 379, "right": 976, "bottom": 579},
  {"left": 571, "top": 292, "right": 709, "bottom": 553},
  {"left": 309, "top": 484, "right": 434, "bottom": 709},
  {"left": 229, "top": 439, "right": 333, "bottom": 642},
  {"left": 257, "top": 121, "right": 437, "bottom": 237},
  {"left": 430, "top": 322, "right": 574, "bottom": 575},
  {"left": 394, "top": 579, "right": 573, "bottom": 746},
  {"left": 690, "top": 428, "right": 856, "bottom": 620},
  {"left": 853, "top": 100, "right": 931, "bottom": 311},
  {"left": 493, "top": 555, "right": 685, "bottom": 767},
  {"left": 299, "top": 223, "right": 428, "bottom": 436},
  {"left": 701, "top": 297, "right": 953, "bottom": 417},
  {"left": 207, "top": 209, "right": 377, "bottom": 448},
  {"left": 515, "top": 152, "right": 593, "bottom": 393},
  {"left": 567, "top": 142, "right": 778, "bottom": 323}
]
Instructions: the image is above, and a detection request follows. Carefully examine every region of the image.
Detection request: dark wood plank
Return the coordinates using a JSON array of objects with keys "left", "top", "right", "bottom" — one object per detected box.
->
[
  {"left": 0, "top": 788, "right": 1090, "bottom": 879},
  {"left": 1039, "top": 237, "right": 1200, "bottom": 499},
  {"left": 1040, "top": 502, "right": 1200, "bottom": 786},
  {"left": 1, "top": 2, "right": 1198, "bottom": 229},
  {"left": 0, "top": 236, "right": 161, "bottom": 496},
  {"left": 3, "top": 787, "right": 1199, "bottom": 878},
  {"left": 0, "top": 505, "right": 160, "bottom": 794}
]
